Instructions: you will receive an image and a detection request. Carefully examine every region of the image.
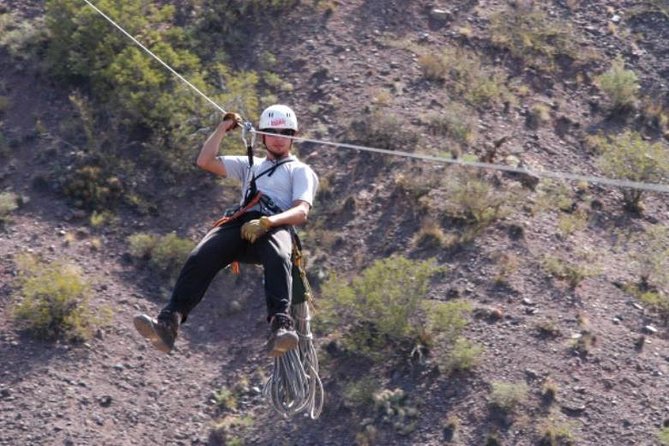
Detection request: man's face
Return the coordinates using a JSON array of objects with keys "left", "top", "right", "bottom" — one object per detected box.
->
[{"left": 263, "top": 128, "right": 296, "bottom": 157}]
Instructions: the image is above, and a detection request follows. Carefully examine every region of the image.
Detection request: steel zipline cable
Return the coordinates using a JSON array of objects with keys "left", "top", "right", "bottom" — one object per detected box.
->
[
  {"left": 81, "top": 0, "right": 669, "bottom": 195},
  {"left": 81, "top": 0, "right": 668, "bottom": 418}
]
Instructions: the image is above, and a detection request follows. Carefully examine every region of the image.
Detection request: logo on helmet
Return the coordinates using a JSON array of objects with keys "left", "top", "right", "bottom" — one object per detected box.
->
[{"left": 270, "top": 118, "right": 287, "bottom": 127}]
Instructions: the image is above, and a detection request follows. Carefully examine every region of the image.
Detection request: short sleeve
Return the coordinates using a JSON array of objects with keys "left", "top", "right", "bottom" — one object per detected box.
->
[
  {"left": 292, "top": 164, "right": 319, "bottom": 206},
  {"left": 219, "top": 156, "right": 249, "bottom": 182}
]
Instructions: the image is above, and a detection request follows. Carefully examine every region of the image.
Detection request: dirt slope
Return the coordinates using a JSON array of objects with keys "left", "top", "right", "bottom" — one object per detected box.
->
[{"left": 2, "top": 1, "right": 669, "bottom": 445}]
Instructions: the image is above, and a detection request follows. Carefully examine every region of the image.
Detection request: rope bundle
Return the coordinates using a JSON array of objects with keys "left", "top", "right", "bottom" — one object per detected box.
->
[{"left": 263, "top": 301, "right": 324, "bottom": 419}]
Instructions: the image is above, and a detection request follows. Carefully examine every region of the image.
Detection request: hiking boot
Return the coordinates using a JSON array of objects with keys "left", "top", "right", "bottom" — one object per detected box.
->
[
  {"left": 133, "top": 311, "right": 180, "bottom": 353},
  {"left": 267, "top": 313, "right": 298, "bottom": 358}
]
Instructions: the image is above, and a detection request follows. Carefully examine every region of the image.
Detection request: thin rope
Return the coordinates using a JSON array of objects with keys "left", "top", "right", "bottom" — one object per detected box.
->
[
  {"left": 259, "top": 132, "right": 669, "bottom": 194},
  {"left": 83, "top": 0, "right": 669, "bottom": 195}
]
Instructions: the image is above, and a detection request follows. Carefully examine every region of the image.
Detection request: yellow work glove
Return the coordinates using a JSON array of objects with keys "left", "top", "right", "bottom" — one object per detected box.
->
[
  {"left": 222, "top": 112, "right": 243, "bottom": 130},
  {"left": 241, "top": 216, "right": 272, "bottom": 243}
]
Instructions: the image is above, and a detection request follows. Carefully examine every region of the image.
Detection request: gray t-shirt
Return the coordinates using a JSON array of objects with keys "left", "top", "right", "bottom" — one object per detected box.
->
[{"left": 220, "top": 155, "right": 319, "bottom": 211}]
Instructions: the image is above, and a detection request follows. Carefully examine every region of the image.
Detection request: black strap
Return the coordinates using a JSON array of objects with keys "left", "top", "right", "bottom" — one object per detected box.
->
[{"left": 242, "top": 158, "right": 295, "bottom": 207}]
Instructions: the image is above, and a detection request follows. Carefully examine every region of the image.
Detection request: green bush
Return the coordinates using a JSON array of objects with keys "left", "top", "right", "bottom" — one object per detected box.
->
[
  {"left": 425, "top": 103, "right": 477, "bottom": 146},
  {"left": 438, "top": 169, "right": 516, "bottom": 237},
  {"left": 425, "top": 299, "right": 472, "bottom": 344},
  {"left": 537, "top": 418, "right": 576, "bottom": 446},
  {"left": 62, "top": 164, "right": 124, "bottom": 210},
  {"left": 348, "top": 109, "right": 420, "bottom": 152},
  {"left": 12, "top": 254, "right": 100, "bottom": 341},
  {"left": 44, "top": 0, "right": 261, "bottom": 178},
  {"left": 419, "top": 47, "right": 513, "bottom": 108},
  {"left": 128, "top": 232, "right": 194, "bottom": 279},
  {"left": 0, "top": 95, "right": 9, "bottom": 115},
  {"left": 489, "top": 381, "right": 529, "bottom": 413},
  {"left": 0, "top": 12, "right": 48, "bottom": 60},
  {"left": 659, "top": 426, "right": 669, "bottom": 446},
  {"left": 443, "top": 337, "right": 484, "bottom": 373},
  {"left": 319, "top": 256, "right": 441, "bottom": 355},
  {"left": 490, "top": 5, "right": 580, "bottom": 71},
  {"left": 372, "top": 388, "right": 419, "bottom": 435},
  {"left": 343, "top": 376, "right": 381, "bottom": 408},
  {"left": 595, "top": 57, "right": 639, "bottom": 110},
  {"left": 542, "top": 255, "right": 595, "bottom": 290},
  {"left": 596, "top": 131, "right": 669, "bottom": 212},
  {"left": 0, "top": 191, "right": 19, "bottom": 224},
  {"left": 630, "top": 225, "right": 669, "bottom": 290}
]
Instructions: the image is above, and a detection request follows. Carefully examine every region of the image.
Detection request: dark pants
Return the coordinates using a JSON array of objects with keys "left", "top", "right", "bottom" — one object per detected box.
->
[{"left": 162, "top": 212, "right": 293, "bottom": 323}]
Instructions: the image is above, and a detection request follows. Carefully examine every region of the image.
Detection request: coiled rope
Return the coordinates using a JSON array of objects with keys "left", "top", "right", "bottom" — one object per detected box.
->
[
  {"left": 263, "top": 301, "right": 324, "bottom": 419},
  {"left": 82, "top": 0, "right": 668, "bottom": 417}
]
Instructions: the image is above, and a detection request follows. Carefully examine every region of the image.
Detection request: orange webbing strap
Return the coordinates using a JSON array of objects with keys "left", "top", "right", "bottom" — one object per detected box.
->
[
  {"left": 211, "top": 193, "right": 262, "bottom": 228},
  {"left": 210, "top": 193, "right": 263, "bottom": 275}
]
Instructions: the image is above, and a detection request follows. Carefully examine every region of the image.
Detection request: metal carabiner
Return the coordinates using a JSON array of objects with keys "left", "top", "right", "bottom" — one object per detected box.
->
[{"left": 241, "top": 121, "right": 256, "bottom": 149}]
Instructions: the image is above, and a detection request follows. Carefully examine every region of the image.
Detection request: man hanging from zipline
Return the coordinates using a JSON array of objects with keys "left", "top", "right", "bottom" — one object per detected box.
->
[{"left": 133, "top": 104, "right": 319, "bottom": 357}]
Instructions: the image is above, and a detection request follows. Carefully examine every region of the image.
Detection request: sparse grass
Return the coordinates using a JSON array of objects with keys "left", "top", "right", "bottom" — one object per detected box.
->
[
  {"left": 542, "top": 255, "right": 596, "bottom": 290},
  {"left": 537, "top": 418, "right": 576, "bottom": 445},
  {"left": 535, "top": 318, "right": 562, "bottom": 338},
  {"left": 437, "top": 169, "right": 519, "bottom": 237},
  {"left": 0, "top": 95, "right": 10, "bottom": 115},
  {"left": 373, "top": 388, "right": 419, "bottom": 435},
  {"left": 531, "top": 180, "right": 575, "bottom": 215},
  {"left": 641, "top": 98, "right": 669, "bottom": 131},
  {"left": 63, "top": 164, "right": 124, "bottom": 211},
  {"left": 419, "top": 46, "right": 514, "bottom": 108},
  {"left": 618, "top": 225, "right": 669, "bottom": 300},
  {"left": 630, "top": 0, "right": 669, "bottom": 19},
  {"left": 596, "top": 131, "right": 669, "bottom": 213},
  {"left": 209, "top": 415, "right": 254, "bottom": 446},
  {"left": 0, "top": 12, "right": 48, "bottom": 60},
  {"left": 489, "top": 381, "right": 529, "bottom": 413},
  {"left": 493, "top": 252, "right": 519, "bottom": 285},
  {"left": 128, "top": 232, "right": 194, "bottom": 280},
  {"left": 659, "top": 426, "right": 669, "bottom": 446},
  {"left": 541, "top": 377, "right": 559, "bottom": 403},
  {"left": 89, "top": 210, "right": 117, "bottom": 229},
  {"left": 262, "top": 71, "right": 291, "bottom": 91},
  {"left": 12, "top": 254, "right": 104, "bottom": 342},
  {"left": 348, "top": 109, "right": 420, "bottom": 152},
  {"left": 443, "top": 337, "right": 484, "bottom": 373},
  {"left": 527, "top": 103, "right": 552, "bottom": 128},
  {"left": 625, "top": 284, "right": 669, "bottom": 324},
  {"left": 0, "top": 191, "right": 19, "bottom": 224},
  {"left": 213, "top": 386, "right": 237, "bottom": 411},
  {"left": 354, "top": 425, "right": 378, "bottom": 446},
  {"left": 425, "top": 299, "right": 473, "bottom": 345},
  {"left": 490, "top": 4, "right": 583, "bottom": 71},
  {"left": 413, "top": 219, "right": 448, "bottom": 249},
  {"left": 595, "top": 57, "right": 640, "bottom": 111},
  {"left": 571, "top": 315, "right": 597, "bottom": 356},
  {"left": 425, "top": 103, "right": 477, "bottom": 146},
  {"left": 557, "top": 208, "right": 589, "bottom": 238},
  {"left": 343, "top": 376, "right": 381, "bottom": 408},
  {"left": 371, "top": 88, "right": 393, "bottom": 106}
]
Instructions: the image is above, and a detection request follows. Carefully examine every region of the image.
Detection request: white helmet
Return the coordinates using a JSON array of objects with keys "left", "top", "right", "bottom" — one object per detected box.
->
[{"left": 258, "top": 104, "right": 298, "bottom": 131}]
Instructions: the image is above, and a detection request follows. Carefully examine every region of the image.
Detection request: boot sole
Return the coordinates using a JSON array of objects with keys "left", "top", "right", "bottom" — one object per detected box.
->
[
  {"left": 133, "top": 315, "right": 172, "bottom": 353},
  {"left": 269, "top": 331, "right": 299, "bottom": 358}
]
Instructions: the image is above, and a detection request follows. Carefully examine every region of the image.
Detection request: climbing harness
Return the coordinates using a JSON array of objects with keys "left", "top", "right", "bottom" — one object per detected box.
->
[
  {"left": 205, "top": 119, "right": 324, "bottom": 419},
  {"left": 79, "top": 0, "right": 669, "bottom": 419}
]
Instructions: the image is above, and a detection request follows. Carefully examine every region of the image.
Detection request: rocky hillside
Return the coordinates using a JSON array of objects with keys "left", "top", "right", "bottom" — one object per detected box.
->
[{"left": 1, "top": 0, "right": 669, "bottom": 445}]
